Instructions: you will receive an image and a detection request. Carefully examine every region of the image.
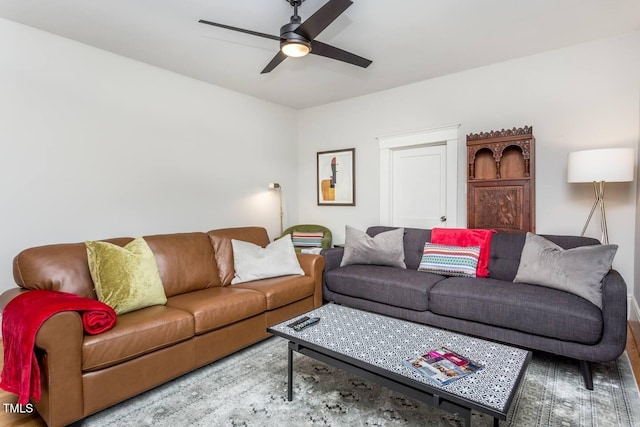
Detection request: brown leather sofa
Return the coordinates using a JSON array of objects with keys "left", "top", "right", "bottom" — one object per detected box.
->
[{"left": 0, "top": 226, "right": 324, "bottom": 427}]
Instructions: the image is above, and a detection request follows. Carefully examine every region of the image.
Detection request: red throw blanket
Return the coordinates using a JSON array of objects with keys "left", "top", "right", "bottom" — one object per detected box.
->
[
  {"left": 0, "top": 290, "right": 116, "bottom": 404},
  {"left": 431, "top": 228, "right": 496, "bottom": 277}
]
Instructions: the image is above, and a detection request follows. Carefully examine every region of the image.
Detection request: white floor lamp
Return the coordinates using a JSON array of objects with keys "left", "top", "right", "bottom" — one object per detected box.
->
[{"left": 567, "top": 148, "right": 634, "bottom": 244}]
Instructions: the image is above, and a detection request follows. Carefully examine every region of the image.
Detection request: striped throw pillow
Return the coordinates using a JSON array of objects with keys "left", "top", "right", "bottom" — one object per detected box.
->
[
  {"left": 418, "top": 243, "right": 480, "bottom": 277},
  {"left": 292, "top": 231, "right": 324, "bottom": 247}
]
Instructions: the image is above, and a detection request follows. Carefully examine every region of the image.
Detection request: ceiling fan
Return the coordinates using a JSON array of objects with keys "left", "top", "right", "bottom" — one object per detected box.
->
[{"left": 199, "top": 0, "right": 372, "bottom": 74}]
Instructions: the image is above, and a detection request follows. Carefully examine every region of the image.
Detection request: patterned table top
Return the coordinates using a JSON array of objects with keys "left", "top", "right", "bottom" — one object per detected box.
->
[{"left": 270, "top": 303, "right": 531, "bottom": 415}]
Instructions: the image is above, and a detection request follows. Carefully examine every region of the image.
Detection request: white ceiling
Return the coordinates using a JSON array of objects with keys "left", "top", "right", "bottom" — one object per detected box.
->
[{"left": 1, "top": 0, "right": 639, "bottom": 109}]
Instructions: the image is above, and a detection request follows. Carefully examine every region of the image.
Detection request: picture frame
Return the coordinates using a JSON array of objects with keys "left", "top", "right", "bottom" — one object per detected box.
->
[{"left": 317, "top": 148, "right": 355, "bottom": 206}]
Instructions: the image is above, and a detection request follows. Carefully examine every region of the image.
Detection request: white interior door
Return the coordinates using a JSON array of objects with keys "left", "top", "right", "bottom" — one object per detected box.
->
[
  {"left": 378, "top": 124, "right": 459, "bottom": 228},
  {"left": 390, "top": 144, "right": 447, "bottom": 228}
]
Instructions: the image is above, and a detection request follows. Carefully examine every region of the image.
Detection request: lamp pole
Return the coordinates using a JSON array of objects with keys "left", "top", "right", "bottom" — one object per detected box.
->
[
  {"left": 269, "top": 183, "right": 284, "bottom": 235},
  {"left": 278, "top": 186, "right": 284, "bottom": 236}
]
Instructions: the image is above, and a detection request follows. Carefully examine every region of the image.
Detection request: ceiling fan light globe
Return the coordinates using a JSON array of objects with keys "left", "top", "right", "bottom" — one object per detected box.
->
[{"left": 281, "top": 41, "right": 311, "bottom": 57}]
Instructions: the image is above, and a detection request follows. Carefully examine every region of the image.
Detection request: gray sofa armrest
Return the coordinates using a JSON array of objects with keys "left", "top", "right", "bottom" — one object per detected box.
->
[
  {"left": 596, "top": 269, "right": 628, "bottom": 362},
  {"left": 321, "top": 247, "right": 344, "bottom": 272}
]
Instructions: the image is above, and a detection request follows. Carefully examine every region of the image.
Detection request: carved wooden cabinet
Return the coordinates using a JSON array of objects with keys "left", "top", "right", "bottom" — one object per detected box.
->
[{"left": 467, "top": 126, "right": 535, "bottom": 233}]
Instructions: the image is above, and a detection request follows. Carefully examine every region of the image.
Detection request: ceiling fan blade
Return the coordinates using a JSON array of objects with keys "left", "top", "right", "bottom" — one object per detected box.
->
[
  {"left": 199, "top": 19, "right": 280, "bottom": 41},
  {"left": 310, "top": 40, "right": 372, "bottom": 68},
  {"left": 294, "top": 0, "right": 353, "bottom": 40},
  {"left": 261, "top": 51, "right": 288, "bottom": 74}
]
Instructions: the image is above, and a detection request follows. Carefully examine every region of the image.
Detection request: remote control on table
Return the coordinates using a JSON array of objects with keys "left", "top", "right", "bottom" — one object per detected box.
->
[
  {"left": 286, "top": 316, "right": 310, "bottom": 328},
  {"left": 293, "top": 317, "right": 320, "bottom": 331}
]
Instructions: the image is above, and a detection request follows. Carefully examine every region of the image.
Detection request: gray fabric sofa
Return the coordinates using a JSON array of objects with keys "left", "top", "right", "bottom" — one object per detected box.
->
[{"left": 322, "top": 226, "right": 628, "bottom": 390}]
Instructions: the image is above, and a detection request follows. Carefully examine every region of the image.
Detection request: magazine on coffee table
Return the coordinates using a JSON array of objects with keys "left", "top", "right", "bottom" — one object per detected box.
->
[{"left": 403, "top": 347, "right": 484, "bottom": 385}]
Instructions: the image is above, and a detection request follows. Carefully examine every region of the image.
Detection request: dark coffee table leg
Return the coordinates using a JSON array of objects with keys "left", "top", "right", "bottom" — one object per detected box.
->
[
  {"left": 460, "top": 408, "right": 471, "bottom": 426},
  {"left": 494, "top": 417, "right": 500, "bottom": 427},
  {"left": 287, "top": 344, "right": 293, "bottom": 401}
]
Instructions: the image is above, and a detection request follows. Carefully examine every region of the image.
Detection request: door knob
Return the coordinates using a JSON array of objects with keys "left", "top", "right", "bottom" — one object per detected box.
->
[{"left": 440, "top": 216, "right": 447, "bottom": 222}]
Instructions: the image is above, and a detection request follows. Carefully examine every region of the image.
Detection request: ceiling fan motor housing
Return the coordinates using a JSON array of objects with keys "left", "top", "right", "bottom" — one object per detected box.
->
[{"left": 280, "top": 22, "right": 311, "bottom": 55}]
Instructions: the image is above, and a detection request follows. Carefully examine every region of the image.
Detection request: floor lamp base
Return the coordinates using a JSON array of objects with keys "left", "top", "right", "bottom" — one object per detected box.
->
[{"left": 579, "top": 181, "right": 609, "bottom": 244}]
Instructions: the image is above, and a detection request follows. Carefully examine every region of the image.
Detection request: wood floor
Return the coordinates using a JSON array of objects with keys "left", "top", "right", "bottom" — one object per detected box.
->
[{"left": 1, "top": 326, "right": 639, "bottom": 427}]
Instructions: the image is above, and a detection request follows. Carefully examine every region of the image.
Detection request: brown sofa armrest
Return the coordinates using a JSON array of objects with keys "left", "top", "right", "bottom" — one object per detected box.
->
[
  {"left": 0, "top": 288, "right": 28, "bottom": 312},
  {"left": 33, "top": 311, "right": 85, "bottom": 427},
  {"left": 296, "top": 253, "right": 325, "bottom": 308}
]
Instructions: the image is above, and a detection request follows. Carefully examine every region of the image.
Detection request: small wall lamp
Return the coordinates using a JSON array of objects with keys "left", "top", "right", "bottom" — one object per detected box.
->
[{"left": 269, "top": 183, "right": 283, "bottom": 235}]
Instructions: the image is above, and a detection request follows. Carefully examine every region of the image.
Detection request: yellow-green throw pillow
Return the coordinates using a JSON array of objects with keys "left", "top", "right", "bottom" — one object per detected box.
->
[{"left": 86, "top": 237, "right": 167, "bottom": 315}]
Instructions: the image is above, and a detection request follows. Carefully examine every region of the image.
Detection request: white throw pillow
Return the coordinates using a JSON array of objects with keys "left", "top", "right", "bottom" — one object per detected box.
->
[{"left": 231, "top": 234, "right": 304, "bottom": 284}]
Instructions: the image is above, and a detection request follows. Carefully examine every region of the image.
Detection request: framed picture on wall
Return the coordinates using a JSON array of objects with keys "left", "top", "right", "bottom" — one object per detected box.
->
[{"left": 317, "top": 148, "right": 355, "bottom": 206}]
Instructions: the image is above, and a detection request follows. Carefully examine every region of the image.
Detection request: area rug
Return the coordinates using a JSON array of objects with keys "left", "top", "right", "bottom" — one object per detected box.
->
[{"left": 80, "top": 337, "right": 640, "bottom": 426}]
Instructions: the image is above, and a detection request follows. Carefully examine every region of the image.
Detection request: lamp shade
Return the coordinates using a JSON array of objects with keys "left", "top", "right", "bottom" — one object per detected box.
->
[{"left": 567, "top": 148, "right": 634, "bottom": 183}]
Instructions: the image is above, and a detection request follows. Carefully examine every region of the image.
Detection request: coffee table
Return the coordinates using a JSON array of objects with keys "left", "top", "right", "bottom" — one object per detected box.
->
[{"left": 268, "top": 304, "right": 531, "bottom": 427}]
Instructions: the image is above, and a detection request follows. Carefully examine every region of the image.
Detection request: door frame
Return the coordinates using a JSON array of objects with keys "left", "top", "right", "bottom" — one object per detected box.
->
[{"left": 378, "top": 124, "right": 460, "bottom": 228}]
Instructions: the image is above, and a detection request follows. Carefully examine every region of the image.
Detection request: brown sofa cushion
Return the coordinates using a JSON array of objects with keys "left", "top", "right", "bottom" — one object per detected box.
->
[
  {"left": 144, "top": 232, "right": 222, "bottom": 297},
  {"left": 13, "top": 238, "right": 133, "bottom": 299},
  {"left": 207, "top": 227, "right": 271, "bottom": 286},
  {"left": 82, "top": 305, "right": 194, "bottom": 372},
  {"left": 234, "top": 275, "right": 315, "bottom": 310},
  {"left": 166, "top": 287, "right": 266, "bottom": 334}
]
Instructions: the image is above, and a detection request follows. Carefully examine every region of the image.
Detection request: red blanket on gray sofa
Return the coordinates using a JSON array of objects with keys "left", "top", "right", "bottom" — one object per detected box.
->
[
  {"left": 431, "top": 227, "right": 495, "bottom": 277},
  {"left": 0, "top": 290, "right": 116, "bottom": 404}
]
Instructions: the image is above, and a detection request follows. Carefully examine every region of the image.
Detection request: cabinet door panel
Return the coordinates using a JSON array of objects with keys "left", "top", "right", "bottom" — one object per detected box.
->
[{"left": 468, "top": 181, "right": 531, "bottom": 233}]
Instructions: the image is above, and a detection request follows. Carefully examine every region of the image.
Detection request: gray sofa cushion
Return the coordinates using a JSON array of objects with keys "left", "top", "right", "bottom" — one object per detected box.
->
[
  {"left": 367, "top": 226, "right": 431, "bottom": 271},
  {"left": 487, "top": 233, "right": 602, "bottom": 281},
  {"left": 428, "top": 277, "right": 603, "bottom": 344},
  {"left": 341, "top": 226, "right": 406, "bottom": 268},
  {"left": 485, "top": 233, "right": 526, "bottom": 281},
  {"left": 513, "top": 233, "right": 617, "bottom": 308},
  {"left": 324, "top": 264, "right": 445, "bottom": 311}
]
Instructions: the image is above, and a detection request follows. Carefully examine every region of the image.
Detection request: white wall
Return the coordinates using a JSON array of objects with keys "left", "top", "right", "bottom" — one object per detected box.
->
[
  {"left": 0, "top": 18, "right": 299, "bottom": 294},
  {"left": 298, "top": 31, "right": 640, "bottom": 295},
  {"left": 635, "top": 86, "right": 640, "bottom": 321}
]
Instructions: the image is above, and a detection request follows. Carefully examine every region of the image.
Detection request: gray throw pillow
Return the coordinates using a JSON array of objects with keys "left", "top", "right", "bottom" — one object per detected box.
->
[
  {"left": 340, "top": 226, "right": 406, "bottom": 268},
  {"left": 513, "top": 232, "right": 617, "bottom": 308}
]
